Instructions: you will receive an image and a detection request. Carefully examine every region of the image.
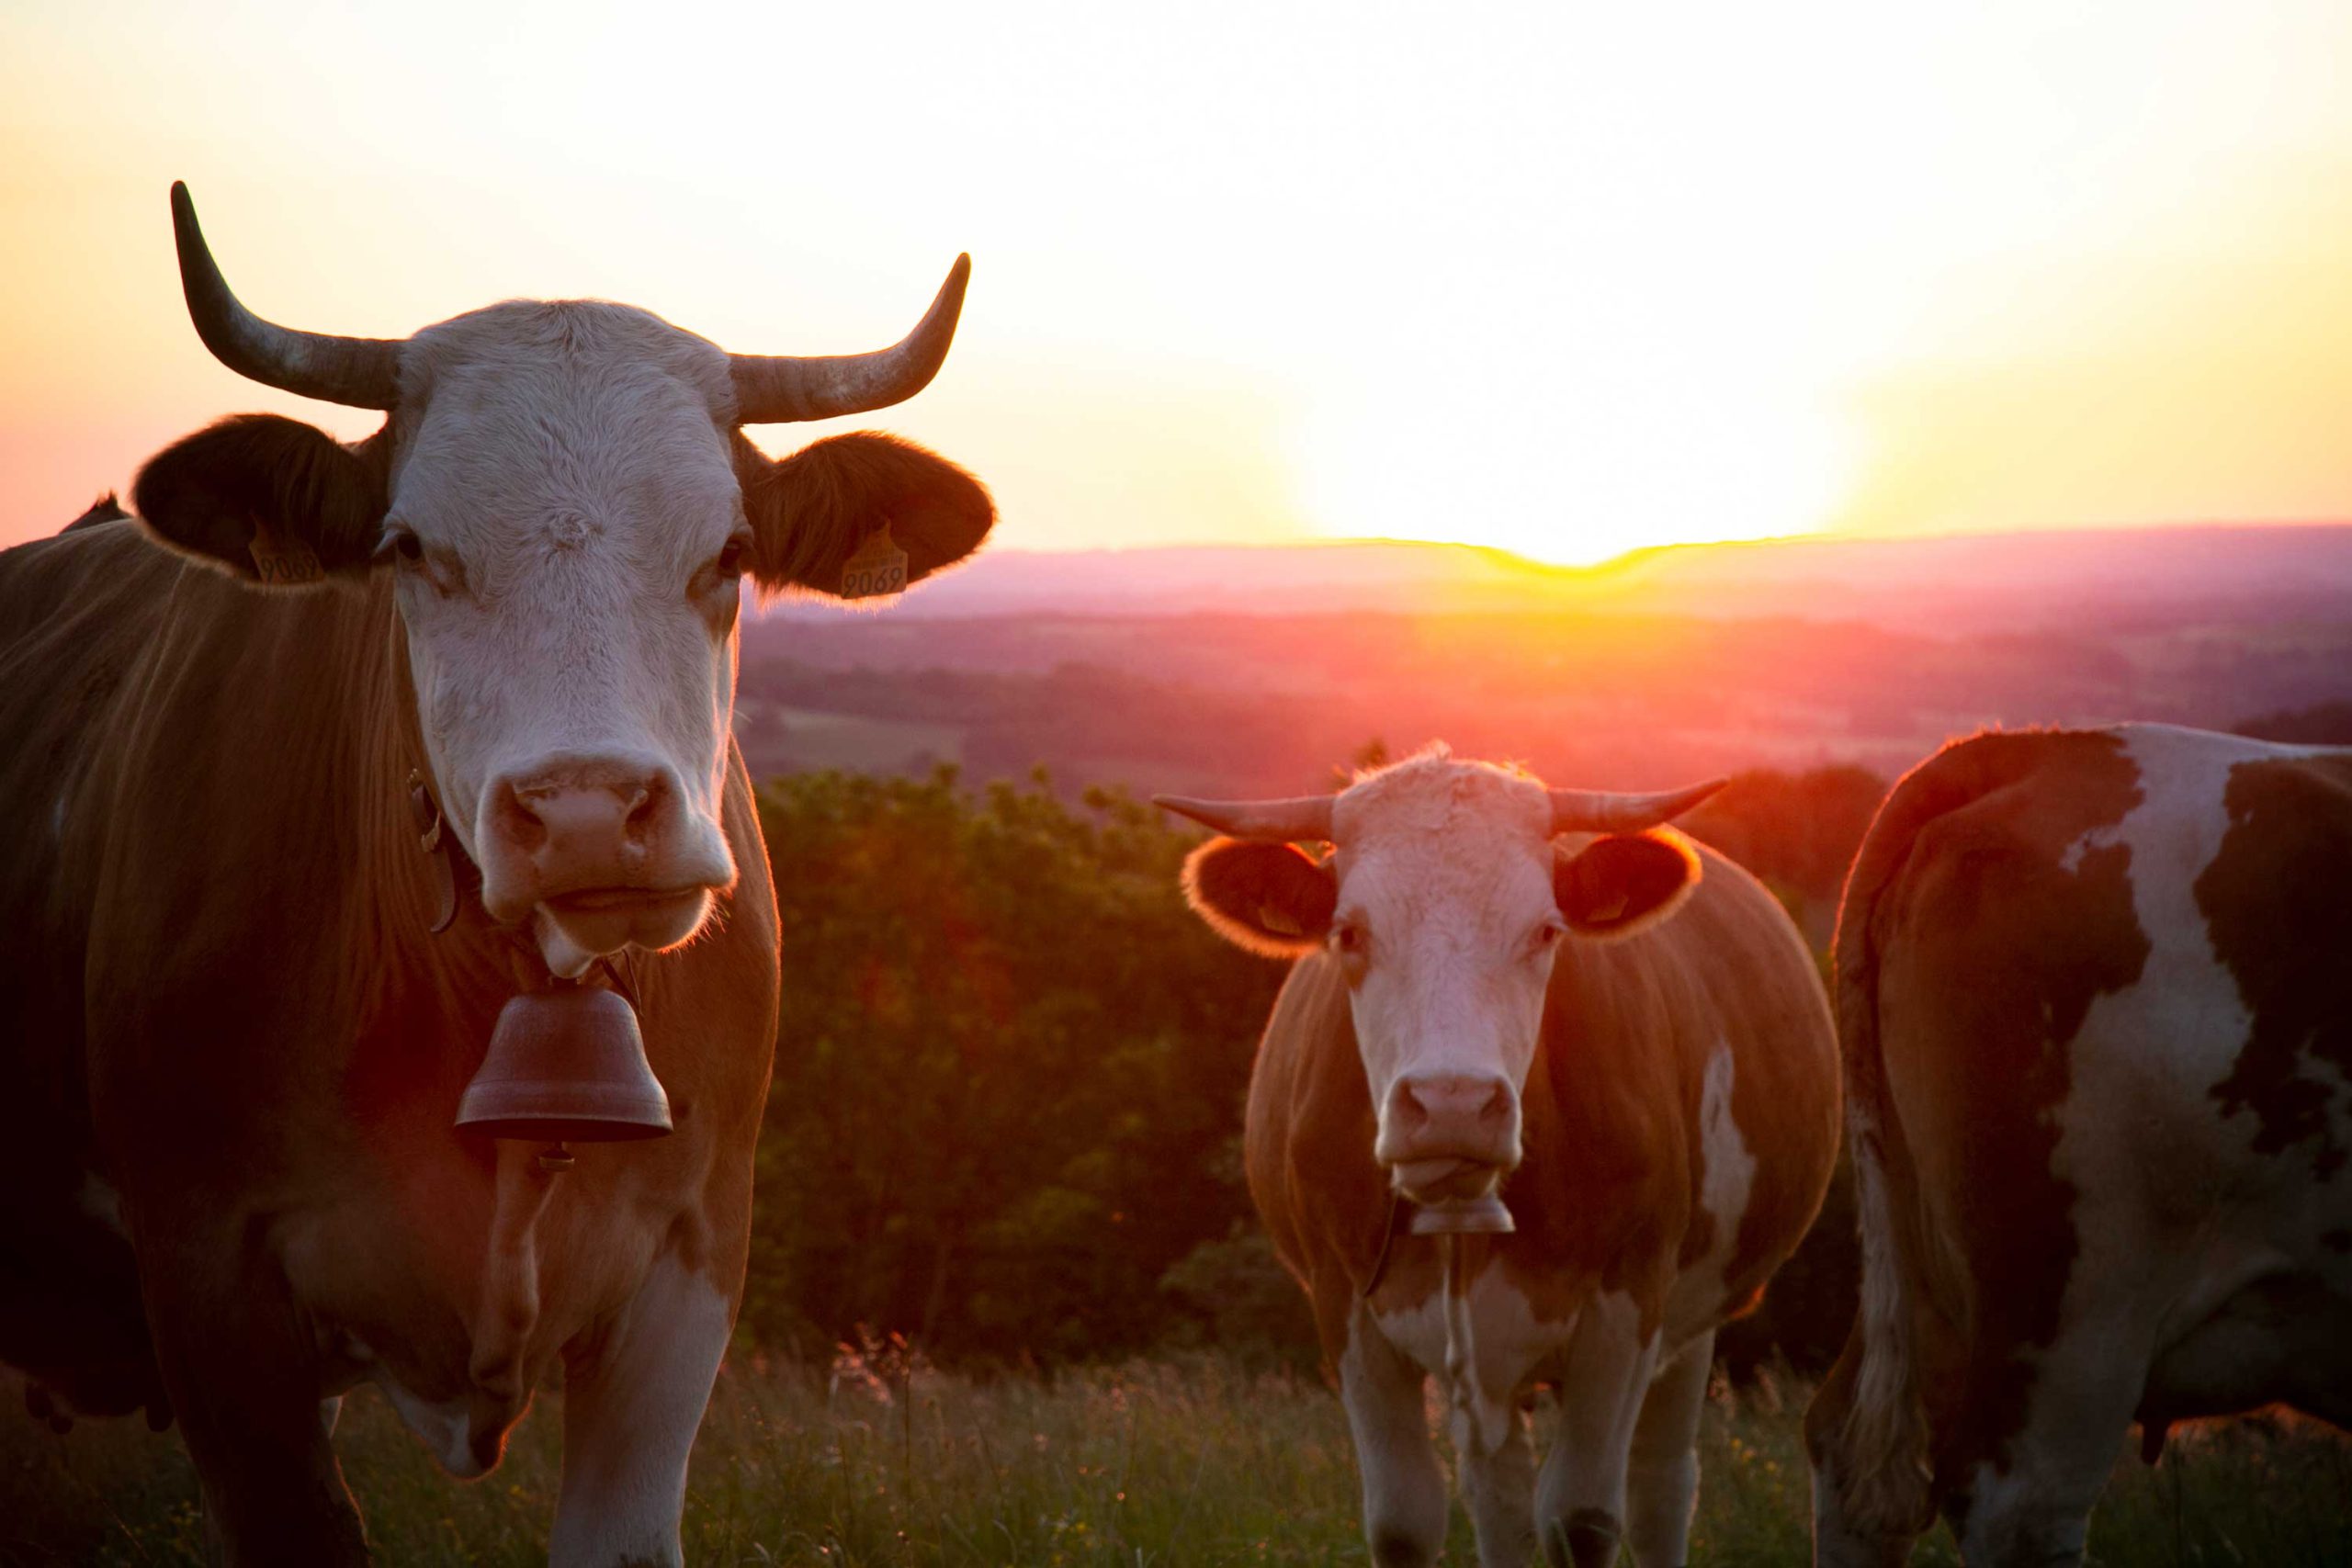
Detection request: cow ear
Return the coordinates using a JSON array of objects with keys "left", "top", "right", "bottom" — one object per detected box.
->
[
  {"left": 1555, "top": 829, "right": 1702, "bottom": 940},
  {"left": 1181, "top": 838, "right": 1337, "bottom": 958},
  {"left": 131, "top": 415, "right": 387, "bottom": 589},
  {"left": 738, "top": 431, "right": 993, "bottom": 602}
]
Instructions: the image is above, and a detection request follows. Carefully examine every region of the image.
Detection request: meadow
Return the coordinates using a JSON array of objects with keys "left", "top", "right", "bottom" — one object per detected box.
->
[{"left": 6, "top": 1352, "right": 2345, "bottom": 1566}]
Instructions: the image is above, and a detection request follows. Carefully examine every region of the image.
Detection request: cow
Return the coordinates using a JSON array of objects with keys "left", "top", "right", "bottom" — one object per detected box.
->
[
  {"left": 1159, "top": 747, "right": 1840, "bottom": 1568},
  {"left": 1806, "top": 723, "right": 2352, "bottom": 1566},
  {"left": 0, "top": 183, "right": 992, "bottom": 1565}
]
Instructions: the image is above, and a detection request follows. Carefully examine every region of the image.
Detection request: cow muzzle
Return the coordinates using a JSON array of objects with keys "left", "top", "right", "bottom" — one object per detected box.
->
[
  {"left": 473, "top": 755, "right": 735, "bottom": 973},
  {"left": 1376, "top": 1073, "right": 1521, "bottom": 1207}
]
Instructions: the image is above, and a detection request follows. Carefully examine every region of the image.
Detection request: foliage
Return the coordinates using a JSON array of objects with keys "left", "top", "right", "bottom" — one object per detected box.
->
[{"left": 745, "top": 768, "right": 1291, "bottom": 1365}]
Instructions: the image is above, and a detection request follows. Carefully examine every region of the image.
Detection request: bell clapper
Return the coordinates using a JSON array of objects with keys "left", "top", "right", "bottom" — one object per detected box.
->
[{"left": 537, "top": 1142, "right": 575, "bottom": 1175}]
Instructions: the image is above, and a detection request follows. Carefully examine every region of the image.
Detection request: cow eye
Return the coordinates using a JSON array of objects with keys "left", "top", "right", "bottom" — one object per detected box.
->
[
  {"left": 1332, "top": 922, "right": 1364, "bottom": 955},
  {"left": 1532, "top": 920, "right": 1567, "bottom": 952},
  {"left": 715, "top": 534, "right": 752, "bottom": 580}
]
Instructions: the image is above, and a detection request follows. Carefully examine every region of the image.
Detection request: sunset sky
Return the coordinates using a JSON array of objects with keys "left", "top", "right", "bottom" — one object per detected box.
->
[{"left": 8, "top": 2, "right": 2352, "bottom": 563}]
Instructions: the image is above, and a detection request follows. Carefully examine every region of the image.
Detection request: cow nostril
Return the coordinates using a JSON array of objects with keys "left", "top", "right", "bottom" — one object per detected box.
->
[
  {"left": 1480, "top": 1082, "right": 1510, "bottom": 1124},
  {"left": 623, "top": 783, "right": 657, "bottom": 836},
  {"left": 494, "top": 783, "right": 547, "bottom": 852}
]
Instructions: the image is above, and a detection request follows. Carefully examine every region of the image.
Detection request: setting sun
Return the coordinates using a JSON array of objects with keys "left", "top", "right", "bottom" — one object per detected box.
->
[{"left": 12, "top": 4, "right": 2352, "bottom": 560}]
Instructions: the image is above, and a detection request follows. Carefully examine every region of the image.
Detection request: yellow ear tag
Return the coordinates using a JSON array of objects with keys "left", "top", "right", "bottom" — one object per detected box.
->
[
  {"left": 1259, "top": 906, "right": 1303, "bottom": 936},
  {"left": 248, "top": 516, "right": 323, "bottom": 585},
  {"left": 840, "top": 524, "right": 910, "bottom": 600}
]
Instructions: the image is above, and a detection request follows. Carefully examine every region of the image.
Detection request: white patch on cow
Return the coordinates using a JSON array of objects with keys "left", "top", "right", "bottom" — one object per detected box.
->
[
  {"left": 1976, "top": 725, "right": 2337, "bottom": 1555},
  {"left": 1374, "top": 1268, "right": 1566, "bottom": 1460},
  {"left": 1367, "top": 1276, "right": 1667, "bottom": 1566},
  {"left": 1533, "top": 1288, "right": 1661, "bottom": 1560},
  {"left": 1666, "top": 1043, "right": 1756, "bottom": 1337},
  {"left": 337, "top": 1334, "right": 487, "bottom": 1479},
  {"left": 76, "top": 1173, "right": 125, "bottom": 1237},
  {"left": 549, "top": 1256, "right": 734, "bottom": 1568},
  {"left": 378, "top": 1370, "right": 485, "bottom": 1479},
  {"left": 1338, "top": 1307, "right": 1449, "bottom": 1565}
]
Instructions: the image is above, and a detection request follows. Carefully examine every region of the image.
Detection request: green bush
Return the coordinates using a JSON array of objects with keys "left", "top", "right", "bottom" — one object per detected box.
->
[{"left": 746, "top": 769, "right": 1292, "bottom": 1365}]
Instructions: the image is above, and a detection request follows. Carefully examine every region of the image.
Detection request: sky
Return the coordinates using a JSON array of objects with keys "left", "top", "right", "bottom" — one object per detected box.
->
[{"left": 7, "top": 2, "right": 2352, "bottom": 564}]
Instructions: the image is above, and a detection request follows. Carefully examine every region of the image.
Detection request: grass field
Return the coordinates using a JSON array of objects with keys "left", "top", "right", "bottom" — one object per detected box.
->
[{"left": 4, "top": 1354, "right": 2346, "bottom": 1565}]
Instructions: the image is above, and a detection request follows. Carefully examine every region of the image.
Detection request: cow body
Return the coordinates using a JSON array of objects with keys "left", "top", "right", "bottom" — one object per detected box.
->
[
  {"left": 1807, "top": 724, "right": 2352, "bottom": 1566},
  {"left": 1170, "top": 753, "right": 1839, "bottom": 1567},
  {"left": 0, "top": 520, "right": 779, "bottom": 1558},
  {"left": 0, "top": 186, "right": 989, "bottom": 1565}
]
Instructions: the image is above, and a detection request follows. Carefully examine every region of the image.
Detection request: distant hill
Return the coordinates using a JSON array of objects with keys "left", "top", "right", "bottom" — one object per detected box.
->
[
  {"left": 757, "top": 523, "right": 2352, "bottom": 633},
  {"left": 740, "top": 522, "right": 2352, "bottom": 803}
]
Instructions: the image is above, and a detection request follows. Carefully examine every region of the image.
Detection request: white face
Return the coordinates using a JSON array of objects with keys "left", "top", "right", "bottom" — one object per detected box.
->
[
  {"left": 1327, "top": 763, "right": 1566, "bottom": 1198},
  {"left": 384, "top": 302, "right": 748, "bottom": 976}
]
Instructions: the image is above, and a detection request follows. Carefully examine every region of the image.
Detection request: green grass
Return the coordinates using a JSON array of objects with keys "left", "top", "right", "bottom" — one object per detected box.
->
[{"left": 3, "top": 1358, "right": 2345, "bottom": 1565}]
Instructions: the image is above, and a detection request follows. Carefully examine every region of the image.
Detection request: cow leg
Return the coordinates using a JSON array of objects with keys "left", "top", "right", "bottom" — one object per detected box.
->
[
  {"left": 1622, "top": 1330, "right": 1712, "bottom": 1567},
  {"left": 1535, "top": 1295, "right": 1660, "bottom": 1568},
  {"left": 1941, "top": 1349, "right": 2143, "bottom": 1568},
  {"left": 1455, "top": 1395, "right": 1537, "bottom": 1568},
  {"left": 548, "top": 1251, "right": 734, "bottom": 1568},
  {"left": 137, "top": 1222, "right": 368, "bottom": 1566},
  {"left": 1340, "top": 1303, "right": 1449, "bottom": 1568}
]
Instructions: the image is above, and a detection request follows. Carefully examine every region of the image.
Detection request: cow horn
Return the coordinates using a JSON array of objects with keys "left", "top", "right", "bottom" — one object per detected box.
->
[
  {"left": 1152, "top": 794, "right": 1335, "bottom": 842},
  {"left": 1547, "top": 778, "right": 1727, "bottom": 835},
  {"left": 729, "top": 254, "right": 971, "bottom": 424},
  {"left": 170, "top": 183, "right": 403, "bottom": 410}
]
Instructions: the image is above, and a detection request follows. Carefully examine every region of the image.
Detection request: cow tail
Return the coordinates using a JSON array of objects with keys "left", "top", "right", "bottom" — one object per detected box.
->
[{"left": 1827, "top": 733, "right": 2030, "bottom": 1536}]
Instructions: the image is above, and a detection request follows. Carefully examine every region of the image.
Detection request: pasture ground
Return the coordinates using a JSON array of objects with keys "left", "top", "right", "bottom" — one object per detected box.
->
[{"left": 2, "top": 1354, "right": 2345, "bottom": 1565}]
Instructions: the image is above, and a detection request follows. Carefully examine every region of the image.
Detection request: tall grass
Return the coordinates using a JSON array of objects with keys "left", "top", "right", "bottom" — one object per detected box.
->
[{"left": 3, "top": 1355, "right": 2344, "bottom": 1565}]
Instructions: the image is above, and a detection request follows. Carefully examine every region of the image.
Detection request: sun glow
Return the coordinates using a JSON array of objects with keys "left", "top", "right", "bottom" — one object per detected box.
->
[{"left": 8, "top": 3, "right": 2352, "bottom": 558}]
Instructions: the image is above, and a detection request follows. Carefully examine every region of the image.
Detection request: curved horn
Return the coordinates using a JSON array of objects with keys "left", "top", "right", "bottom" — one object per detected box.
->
[
  {"left": 1152, "top": 794, "right": 1335, "bottom": 842},
  {"left": 1548, "top": 778, "right": 1727, "bottom": 836},
  {"left": 170, "top": 182, "right": 402, "bottom": 410},
  {"left": 729, "top": 254, "right": 971, "bottom": 423}
]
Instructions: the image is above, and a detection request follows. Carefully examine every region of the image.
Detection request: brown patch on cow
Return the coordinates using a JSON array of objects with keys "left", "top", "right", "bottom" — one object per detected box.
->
[
  {"left": 2324, "top": 1228, "right": 2352, "bottom": 1254},
  {"left": 1842, "top": 729, "right": 2150, "bottom": 1517},
  {"left": 2198, "top": 754, "right": 2352, "bottom": 1181}
]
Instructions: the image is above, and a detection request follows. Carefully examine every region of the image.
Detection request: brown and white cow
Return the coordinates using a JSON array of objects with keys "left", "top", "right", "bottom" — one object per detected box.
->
[
  {"left": 1162, "top": 749, "right": 1839, "bottom": 1568},
  {"left": 1807, "top": 723, "right": 2352, "bottom": 1566},
  {"left": 0, "top": 185, "right": 990, "bottom": 1564}
]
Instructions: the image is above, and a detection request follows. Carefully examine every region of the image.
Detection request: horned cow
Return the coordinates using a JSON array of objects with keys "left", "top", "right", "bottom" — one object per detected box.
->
[
  {"left": 0, "top": 185, "right": 991, "bottom": 1565},
  {"left": 1163, "top": 749, "right": 1839, "bottom": 1568},
  {"left": 1807, "top": 724, "right": 2352, "bottom": 1566}
]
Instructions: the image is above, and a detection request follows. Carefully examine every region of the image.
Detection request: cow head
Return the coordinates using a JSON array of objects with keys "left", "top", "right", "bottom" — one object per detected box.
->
[
  {"left": 131, "top": 185, "right": 991, "bottom": 976},
  {"left": 1162, "top": 752, "right": 1719, "bottom": 1206}
]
